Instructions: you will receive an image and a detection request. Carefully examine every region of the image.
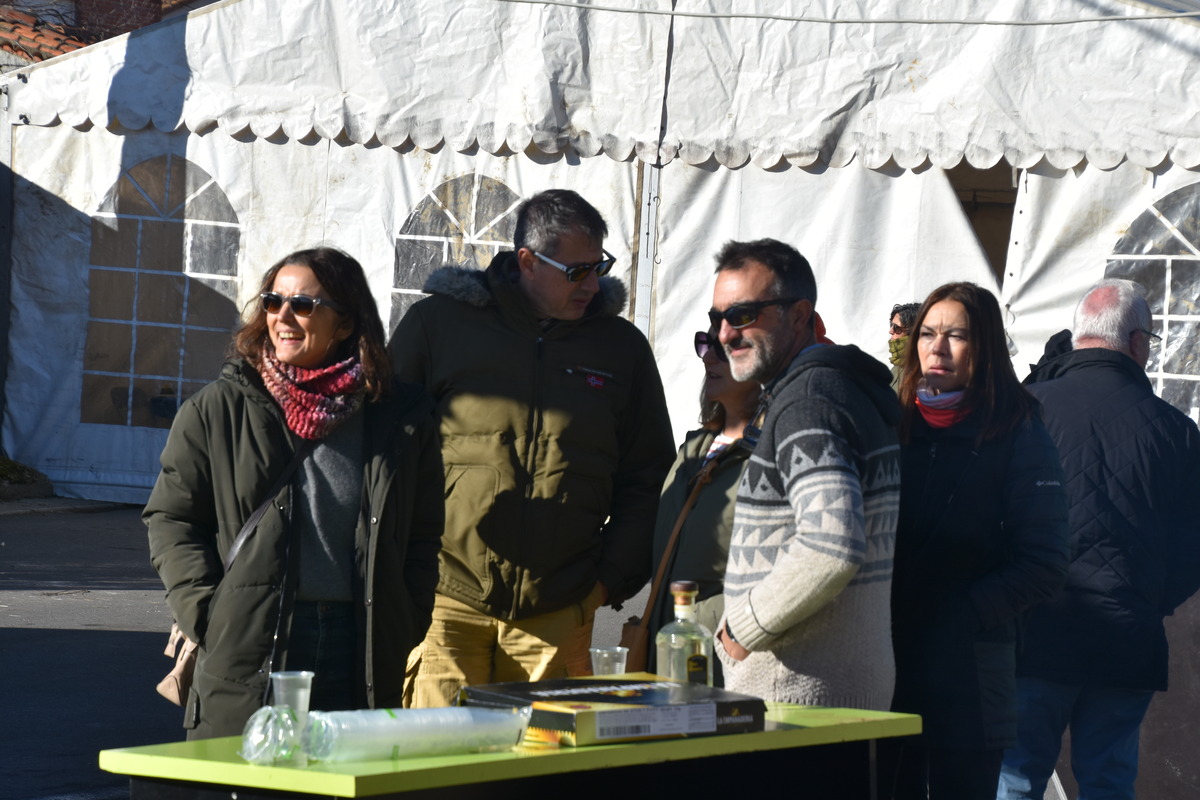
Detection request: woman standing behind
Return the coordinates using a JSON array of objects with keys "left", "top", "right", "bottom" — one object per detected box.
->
[
  {"left": 146, "top": 247, "right": 443, "bottom": 739},
  {"left": 644, "top": 329, "right": 761, "bottom": 685},
  {"left": 886, "top": 282, "right": 1068, "bottom": 799}
]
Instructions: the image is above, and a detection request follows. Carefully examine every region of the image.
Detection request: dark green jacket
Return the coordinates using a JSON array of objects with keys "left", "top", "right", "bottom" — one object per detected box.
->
[
  {"left": 145, "top": 360, "right": 444, "bottom": 738},
  {"left": 389, "top": 253, "right": 674, "bottom": 619},
  {"left": 646, "top": 428, "right": 750, "bottom": 683}
]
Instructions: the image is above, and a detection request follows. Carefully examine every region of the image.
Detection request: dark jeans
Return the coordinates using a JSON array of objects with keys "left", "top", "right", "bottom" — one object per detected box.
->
[
  {"left": 998, "top": 676, "right": 1154, "bottom": 800},
  {"left": 283, "top": 600, "right": 357, "bottom": 711}
]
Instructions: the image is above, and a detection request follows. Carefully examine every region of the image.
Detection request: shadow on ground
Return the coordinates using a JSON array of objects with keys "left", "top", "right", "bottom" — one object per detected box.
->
[{"left": 1, "top": 628, "right": 182, "bottom": 800}]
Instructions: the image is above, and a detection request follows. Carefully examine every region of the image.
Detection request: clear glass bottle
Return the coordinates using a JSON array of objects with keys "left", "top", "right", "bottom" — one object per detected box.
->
[{"left": 655, "top": 580, "right": 714, "bottom": 686}]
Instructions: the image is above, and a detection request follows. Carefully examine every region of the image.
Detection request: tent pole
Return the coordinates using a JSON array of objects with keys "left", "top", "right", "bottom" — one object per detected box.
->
[
  {"left": 632, "top": 162, "right": 660, "bottom": 340},
  {"left": 0, "top": 84, "right": 14, "bottom": 457}
]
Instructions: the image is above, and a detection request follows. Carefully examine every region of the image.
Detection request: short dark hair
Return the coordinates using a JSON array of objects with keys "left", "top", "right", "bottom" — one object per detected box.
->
[
  {"left": 898, "top": 282, "right": 1035, "bottom": 443},
  {"left": 713, "top": 238, "right": 817, "bottom": 308},
  {"left": 233, "top": 247, "right": 392, "bottom": 401},
  {"left": 513, "top": 189, "right": 608, "bottom": 255},
  {"left": 890, "top": 302, "right": 921, "bottom": 332}
]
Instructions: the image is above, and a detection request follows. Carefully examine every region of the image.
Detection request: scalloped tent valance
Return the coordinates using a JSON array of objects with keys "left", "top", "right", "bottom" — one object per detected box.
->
[{"left": 6, "top": 0, "right": 1200, "bottom": 171}]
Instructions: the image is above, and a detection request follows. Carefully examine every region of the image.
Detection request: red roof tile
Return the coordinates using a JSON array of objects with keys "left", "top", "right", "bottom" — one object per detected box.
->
[{"left": 0, "top": 6, "right": 93, "bottom": 63}]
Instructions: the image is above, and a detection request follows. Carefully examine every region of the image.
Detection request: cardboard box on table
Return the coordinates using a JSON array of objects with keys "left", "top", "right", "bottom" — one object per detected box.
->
[{"left": 460, "top": 676, "right": 766, "bottom": 746}]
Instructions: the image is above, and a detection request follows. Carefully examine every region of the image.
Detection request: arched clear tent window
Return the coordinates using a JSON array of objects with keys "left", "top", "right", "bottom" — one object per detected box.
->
[
  {"left": 84, "top": 154, "right": 241, "bottom": 428},
  {"left": 1107, "top": 183, "right": 1200, "bottom": 423},
  {"left": 391, "top": 174, "right": 520, "bottom": 331}
]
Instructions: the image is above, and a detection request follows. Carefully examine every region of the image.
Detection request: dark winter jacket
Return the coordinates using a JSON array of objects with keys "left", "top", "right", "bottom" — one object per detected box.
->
[
  {"left": 1021, "top": 346, "right": 1200, "bottom": 691},
  {"left": 389, "top": 252, "right": 674, "bottom": 619},
  {"left": 145, "top": 360, "right": 444, "bottom": 738},
  {"left": 646, "top": 428, "right": 751, "bottom": 682},
  {"left": 891, "top": 412, "right": 1068, "bottom": 750}
]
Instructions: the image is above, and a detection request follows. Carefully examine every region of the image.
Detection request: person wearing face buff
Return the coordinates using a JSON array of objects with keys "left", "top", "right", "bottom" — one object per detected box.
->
[
  {"left": 881, "top": 282, "right": 1068, "bottom": 800},
  {"left": 888, "top": 302, "right": 921, "bottom": 392},
  {"left": 145, "top": 247, "right": 444, "bottom": 739}
]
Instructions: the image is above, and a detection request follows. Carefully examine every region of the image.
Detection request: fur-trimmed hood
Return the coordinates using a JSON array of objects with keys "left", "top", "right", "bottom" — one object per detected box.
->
[{"left": 422, "top": 251, "right": 628, "bottom": 319}]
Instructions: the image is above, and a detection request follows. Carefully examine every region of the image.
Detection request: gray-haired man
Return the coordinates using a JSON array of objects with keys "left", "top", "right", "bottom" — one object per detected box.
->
[{"left": 999, "top": 279, "right": 1200, "bottom": 799}]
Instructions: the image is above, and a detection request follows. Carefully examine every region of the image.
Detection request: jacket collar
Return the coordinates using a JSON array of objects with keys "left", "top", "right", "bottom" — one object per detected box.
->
[
  {"left": 766, "top": 343, "right": 901, "bottom": 427},
  {"left": 220, "top": 358, "right": 429, "bottom": 448},
  {"left": 1024, "top": 345, "right": 1152, "bottom": 392}
]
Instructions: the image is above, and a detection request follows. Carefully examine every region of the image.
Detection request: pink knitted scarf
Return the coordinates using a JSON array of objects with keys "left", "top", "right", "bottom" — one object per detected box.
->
[{"left": 259, "top": 350, "right": 366, "bottom": 440}]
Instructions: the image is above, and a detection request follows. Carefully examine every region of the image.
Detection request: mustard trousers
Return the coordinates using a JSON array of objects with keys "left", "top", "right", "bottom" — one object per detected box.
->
[{"left": 405, "top": 584, "right": 606, "bottom": 708}]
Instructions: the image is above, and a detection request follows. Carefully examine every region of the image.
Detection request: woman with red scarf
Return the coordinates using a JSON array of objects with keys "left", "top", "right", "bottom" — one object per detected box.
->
[
  {"left": 881, "top": 282, "right": 1069, "bottom": 800},
  {"left": 146, "top": 248, "right": 443, "bottom": 739}
]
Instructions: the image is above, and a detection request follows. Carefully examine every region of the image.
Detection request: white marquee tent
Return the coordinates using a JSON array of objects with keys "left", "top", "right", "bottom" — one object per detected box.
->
[{"left": 3, "top": 0, "right": 1200, "bottom": 501}]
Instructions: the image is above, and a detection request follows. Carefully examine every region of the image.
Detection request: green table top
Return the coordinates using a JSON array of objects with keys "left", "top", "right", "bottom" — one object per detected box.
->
[{"left": 99, "top": 704, "right": 920, "bottom": 797}]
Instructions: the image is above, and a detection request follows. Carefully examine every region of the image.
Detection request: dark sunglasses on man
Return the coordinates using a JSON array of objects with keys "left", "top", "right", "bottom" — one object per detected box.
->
[
  {"left": 708, "top": 297, "right": 798, "bottom": 330},
  {"left": 534, "top": 249, "right": 617, "bottom": 283},
  {"left": 694, "top": 331, "right": 728, "bottom": 362},
  {"left": 260, "top": 292, "right": 344, "bottom": 317}
]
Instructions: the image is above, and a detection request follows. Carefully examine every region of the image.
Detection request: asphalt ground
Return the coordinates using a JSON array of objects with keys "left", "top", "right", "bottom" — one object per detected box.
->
[
  {"left": 0, "top": 500, "right": 643, "bottom": 800},
  {"left": 0, "top": 503, "right": 177, "bottom": 800}
]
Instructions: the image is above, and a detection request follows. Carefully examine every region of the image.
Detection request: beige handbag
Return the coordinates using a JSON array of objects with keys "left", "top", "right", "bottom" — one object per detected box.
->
[{"left": 156, "top": 623, "right": 199, "bottom": 706}]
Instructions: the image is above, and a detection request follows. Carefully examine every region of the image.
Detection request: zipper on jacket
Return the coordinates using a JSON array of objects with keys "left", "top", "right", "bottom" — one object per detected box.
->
[{"left": 514, "top": 335, "right": 545, "bottom": 615}]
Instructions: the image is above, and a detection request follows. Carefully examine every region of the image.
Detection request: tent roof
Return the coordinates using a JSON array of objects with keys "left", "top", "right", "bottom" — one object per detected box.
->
[{"left": 7, "top": 0, "right": 1200, "bottom": 170}]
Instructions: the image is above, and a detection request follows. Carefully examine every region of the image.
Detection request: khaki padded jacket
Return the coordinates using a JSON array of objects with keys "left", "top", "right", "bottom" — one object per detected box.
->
[
  {"left": 145, "top": 359, "right": 444, "bottom": 738},
  {"left": 389, "top": 252, "right": 674, "bottom": 620}
]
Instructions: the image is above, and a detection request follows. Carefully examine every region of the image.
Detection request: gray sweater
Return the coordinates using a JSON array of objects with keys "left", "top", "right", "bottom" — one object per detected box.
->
[{"left": 720, "top": 344, "right": 901, "bottom": 711}]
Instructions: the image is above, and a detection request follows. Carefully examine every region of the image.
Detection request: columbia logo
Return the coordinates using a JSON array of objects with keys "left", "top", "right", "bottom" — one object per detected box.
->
[{"left": 1036, "top": 480, "right": 1062, "bottom": 487}]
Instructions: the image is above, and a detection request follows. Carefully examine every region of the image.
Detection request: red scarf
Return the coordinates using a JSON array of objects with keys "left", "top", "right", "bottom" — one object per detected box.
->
[
  {"left": 259, "top": 350, "right": 365, "bottom": 440},
  {"left": 914, "top": 382, "right": 971, "bottom": 429},
  {"left": 915, "top": 397, "right": 972, "bottom": 429}
]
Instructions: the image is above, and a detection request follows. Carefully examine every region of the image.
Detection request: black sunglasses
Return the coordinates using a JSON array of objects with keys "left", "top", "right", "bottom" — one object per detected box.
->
[
  {"left": 260, "top": 292, "right": 344, "bottom": 317},
  {"left": 708, "top": 297, "right": 798, "bottom": 330},
  {"left": 694, "top": 331, "right": 728, "bottom": 362},
  {"left": 534, "top": 250, "right": 617, "bottom": 283}
]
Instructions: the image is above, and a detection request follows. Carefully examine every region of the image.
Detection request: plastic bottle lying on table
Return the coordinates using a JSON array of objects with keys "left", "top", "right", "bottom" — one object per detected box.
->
[{"left": 239, "top": 705, "right": 533, "bottom": 765}]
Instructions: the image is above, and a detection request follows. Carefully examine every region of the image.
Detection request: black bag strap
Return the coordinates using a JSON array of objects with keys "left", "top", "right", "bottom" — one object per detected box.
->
[{"left": 222, "top": 439, "right": 315, "bottom": 573}]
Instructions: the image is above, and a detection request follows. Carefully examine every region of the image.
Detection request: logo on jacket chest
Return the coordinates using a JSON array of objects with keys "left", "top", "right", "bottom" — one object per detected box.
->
[{"left": 565, "top": 365, "right": 614, "bottom": 391}]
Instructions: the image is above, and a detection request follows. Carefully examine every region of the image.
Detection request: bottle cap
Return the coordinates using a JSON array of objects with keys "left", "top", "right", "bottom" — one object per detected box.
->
[{"left": 669, "top": 580, "right": 699, "bottom": 605}]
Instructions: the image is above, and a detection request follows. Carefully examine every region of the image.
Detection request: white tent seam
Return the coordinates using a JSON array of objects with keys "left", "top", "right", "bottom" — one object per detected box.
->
[{"left": 499, "top": 0, "right": 1200, "bottom": 26}]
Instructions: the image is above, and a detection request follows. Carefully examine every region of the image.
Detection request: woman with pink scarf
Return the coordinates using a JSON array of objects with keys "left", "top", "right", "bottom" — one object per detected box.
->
[{"left": 146, "top": 247, "right": 443, "bottom": 739}]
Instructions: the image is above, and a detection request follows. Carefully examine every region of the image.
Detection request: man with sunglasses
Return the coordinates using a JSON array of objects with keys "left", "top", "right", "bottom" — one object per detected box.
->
[
  {"left": 389, "top": 189, "right": 673, "bottom": 707},
  {"left": 710, "top": 238, "right": 901, "bottom": 713}
]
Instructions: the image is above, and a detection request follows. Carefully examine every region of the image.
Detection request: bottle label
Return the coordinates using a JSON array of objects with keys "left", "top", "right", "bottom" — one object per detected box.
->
[{"left": 686, "top": 654, "right": 708, "bottom": 684}]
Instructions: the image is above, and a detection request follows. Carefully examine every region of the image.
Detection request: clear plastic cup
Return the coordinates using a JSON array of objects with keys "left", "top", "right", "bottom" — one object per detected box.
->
[
  {"left": 589, "top": 645, "right": 628, "bottom": 675},
  {"left": 270, "top": 670, "right": 315, "bottom": 725}
]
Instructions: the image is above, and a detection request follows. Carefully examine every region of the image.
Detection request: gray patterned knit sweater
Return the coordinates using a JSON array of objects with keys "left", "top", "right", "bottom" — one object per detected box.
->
[{"left": 719, "top": 344, "right": 901, "bottom": 710}]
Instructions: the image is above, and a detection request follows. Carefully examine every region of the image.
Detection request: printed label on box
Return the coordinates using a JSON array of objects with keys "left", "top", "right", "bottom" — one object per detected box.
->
[{"left": 594, "top": 704, "right": 717, "bottom": 740}]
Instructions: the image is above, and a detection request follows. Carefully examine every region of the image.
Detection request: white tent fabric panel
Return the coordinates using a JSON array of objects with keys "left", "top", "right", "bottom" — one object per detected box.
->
[
  {"left": 8, "top": 0, "right": 1200, "bottom": 169},
  {"left": 0, "top": 123, "right": 640, "bottom": 500},
  {"left": 1004, "top": 162, "right": 1200, "bottom": 411},
  {"left": 664, "top": 0, "right": 1200, "bottom": 169},
  {"left": 650, "top": 161, "right": 996, "bottom": 436},
  {"left": 7, "top": 0, "right": 671, "bottom": 159}
]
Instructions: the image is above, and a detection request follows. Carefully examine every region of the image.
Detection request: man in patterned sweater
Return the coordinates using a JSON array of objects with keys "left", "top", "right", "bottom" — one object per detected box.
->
[{"left": 712, "top": 239, "right": 901, "bottom": 710}]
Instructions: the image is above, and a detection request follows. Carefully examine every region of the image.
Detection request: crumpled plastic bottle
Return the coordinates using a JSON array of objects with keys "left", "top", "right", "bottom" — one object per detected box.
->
[{"left": 239, "top": 705, "right": 304, "bottom": 765}]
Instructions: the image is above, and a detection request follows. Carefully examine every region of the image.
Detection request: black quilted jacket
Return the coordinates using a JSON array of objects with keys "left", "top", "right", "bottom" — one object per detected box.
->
[{"left": 1021, "top": 344, "right": 1200, "bottom": 690}]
